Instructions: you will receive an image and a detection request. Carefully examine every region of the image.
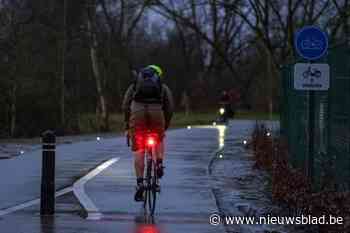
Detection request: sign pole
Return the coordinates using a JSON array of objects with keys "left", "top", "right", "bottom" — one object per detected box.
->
[
  {"left": 294, "top": 26, "right": 329, "bottom": 186},
  {"left": 308, "top": 87, "right": 315, "bottom": 183},
  {"left": 307, "top": 60, "right": 315, "bottom": 185}
]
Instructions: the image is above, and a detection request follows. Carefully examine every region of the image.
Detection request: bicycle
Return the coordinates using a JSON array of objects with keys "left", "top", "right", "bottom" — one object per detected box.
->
[{"left": 128, "top": 131, "right": 160, "bottom": 215}]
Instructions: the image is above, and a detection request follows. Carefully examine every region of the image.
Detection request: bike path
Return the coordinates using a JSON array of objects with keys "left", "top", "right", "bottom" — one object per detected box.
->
[
  {"left": 0, "top": 127, "right": 227, "bottom": 233},
  {"left": 84, "top": 127, "right": 225, "bottom": 232},
  {"left": 0, "top": 136, "right": 128, "bottom": 210}
]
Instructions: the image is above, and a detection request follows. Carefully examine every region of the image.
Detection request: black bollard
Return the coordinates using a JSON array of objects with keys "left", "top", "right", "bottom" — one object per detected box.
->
[{"left": 40, "top": 130, "right": 56, "bottom": 215}]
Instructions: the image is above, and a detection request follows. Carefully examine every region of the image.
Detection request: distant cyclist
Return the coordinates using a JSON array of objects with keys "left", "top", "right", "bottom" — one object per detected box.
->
[
  {"left": 219, "top": 90, "right": 232, "bottom": 119},
  {"left": 122, "top": 65, "right": 174, "bottom": 202}
]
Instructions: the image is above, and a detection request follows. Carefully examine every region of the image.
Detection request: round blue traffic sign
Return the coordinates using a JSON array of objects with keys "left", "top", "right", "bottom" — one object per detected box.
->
[{"left": 295, "top": 26, "right": 328, "bottom": 60}]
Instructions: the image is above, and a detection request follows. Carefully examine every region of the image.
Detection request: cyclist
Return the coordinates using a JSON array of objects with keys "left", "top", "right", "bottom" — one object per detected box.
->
[
  {"left": 219, "top": 90, "right": 231, "bottom": 119},
  {"left": 122, "top": 65, "right": 174, "bottom": 202}
]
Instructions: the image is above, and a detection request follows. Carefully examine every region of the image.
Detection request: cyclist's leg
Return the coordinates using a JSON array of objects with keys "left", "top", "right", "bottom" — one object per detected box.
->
[
  {"left": 130, "top": 111, "right": 146, "bottom": 185},
  {"left": 156, "top": 139, "right": 164, "bottom": 161},
  {"left": 155, "top": 136, "right": 165, "bottom": 179},
  {"left": 133, "top": 149, "right": 145, "bottom": 181},
  {"left": 131, "top": 132, "right": 146, "bottom": 201},
  {"left": 148, "top": 108, "right": 165, "bottom": 178},
  {"left": 131, "top": 134, "right": 145, "bottom": 201}
]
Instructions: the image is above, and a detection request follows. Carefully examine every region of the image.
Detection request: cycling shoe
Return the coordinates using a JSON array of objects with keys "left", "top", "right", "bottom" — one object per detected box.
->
[
  {"left": 157, "top": 164, "right": 165, "bottom": 178},
  {"left": 134, "top": 184, "right": 144, "bottom": 202}
]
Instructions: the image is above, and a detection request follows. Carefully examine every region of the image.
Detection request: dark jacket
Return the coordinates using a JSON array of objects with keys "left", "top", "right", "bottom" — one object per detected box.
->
[{"left": 122, "top": 83, "right": 174, "bottom": 129}]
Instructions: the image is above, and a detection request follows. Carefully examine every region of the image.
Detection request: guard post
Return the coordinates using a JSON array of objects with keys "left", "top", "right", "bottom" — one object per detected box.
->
[{"left": 40, "top": 130, "right": 56, "bottom": 215}]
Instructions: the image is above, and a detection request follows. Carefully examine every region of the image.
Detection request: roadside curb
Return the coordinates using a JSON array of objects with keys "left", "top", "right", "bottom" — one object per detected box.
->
[{"left": 207, "top": 125, "right": 228, "bottom": 233}]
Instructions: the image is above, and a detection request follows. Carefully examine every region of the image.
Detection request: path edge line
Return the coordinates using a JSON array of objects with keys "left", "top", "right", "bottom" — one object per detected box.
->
[{"left": 72, "top": 157, "right": 119, "bottom": 220}]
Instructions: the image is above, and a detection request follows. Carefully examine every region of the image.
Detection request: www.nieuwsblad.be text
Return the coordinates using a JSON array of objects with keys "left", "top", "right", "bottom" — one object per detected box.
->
[{"left": 209, "top": 214, "right": 344, "bottom": 226}]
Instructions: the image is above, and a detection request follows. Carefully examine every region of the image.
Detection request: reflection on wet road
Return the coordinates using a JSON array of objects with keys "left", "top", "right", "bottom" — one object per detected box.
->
[{"left": 134, "top": 224, "right": 161, "bottom": 233}]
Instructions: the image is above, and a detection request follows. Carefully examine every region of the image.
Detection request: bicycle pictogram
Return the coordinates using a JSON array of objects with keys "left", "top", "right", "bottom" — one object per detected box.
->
[
  {"left": 301, "top": 38, "right": 323, "bottom": 50},
  {"left": 302, "top": 66, "right": 322, "bottom": 82}
]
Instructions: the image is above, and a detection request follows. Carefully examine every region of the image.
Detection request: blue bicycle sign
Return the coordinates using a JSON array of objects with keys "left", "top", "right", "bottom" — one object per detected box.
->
[{"left": 295, "top": 26, "right": 328, "bottom": 60}]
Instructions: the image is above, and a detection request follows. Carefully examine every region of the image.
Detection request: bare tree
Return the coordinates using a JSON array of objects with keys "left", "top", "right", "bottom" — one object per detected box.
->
[
  {"left": 98, "top": 0, "right": 150, "bottom": 98},
  {"left": 86, "top": 0, "right": 109, "bottom": 131},
  {"left": 60, "top": 0, "right": 67, "bottom": 131},
  {"left": 328, "top": 0, "right": 350, "bottom": 42},
  {"left": 85, "top": 0, "right": 150, "bottom": 130},
  {"left": 0, "top": 0, "right": 33, "bottom": 136},
  {"left": 152, "top": 0, "right": 249, "bottom": 86},
  {"left": 218, "top": 0, "right": 334, "bottom": 113}
]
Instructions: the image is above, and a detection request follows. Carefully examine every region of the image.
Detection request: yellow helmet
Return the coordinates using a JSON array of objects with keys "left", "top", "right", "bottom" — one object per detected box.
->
[{"left": 147, "top": 65, "right": 163, "bottom": 77}]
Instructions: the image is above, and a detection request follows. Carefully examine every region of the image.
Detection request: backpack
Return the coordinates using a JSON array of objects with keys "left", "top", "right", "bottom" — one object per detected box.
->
[{"left": 133, "top": 68, "right": 162, "bottom": 104}]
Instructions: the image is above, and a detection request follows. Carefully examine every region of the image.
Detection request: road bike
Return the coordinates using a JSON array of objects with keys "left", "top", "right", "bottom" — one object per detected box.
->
[
  {"left": 214, "top": 102, "right": 232, "bottom": 125},
  {"left": 143, "top": 132, "right": 159, "bottom": 215},
  {"left": 128, "top": 131, "right": 160, "bottom": 215}
]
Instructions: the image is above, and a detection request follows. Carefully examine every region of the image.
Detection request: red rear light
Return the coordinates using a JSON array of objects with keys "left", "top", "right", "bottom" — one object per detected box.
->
[{"left": 147, "top": 137, "right": 155, "bottom": 146}]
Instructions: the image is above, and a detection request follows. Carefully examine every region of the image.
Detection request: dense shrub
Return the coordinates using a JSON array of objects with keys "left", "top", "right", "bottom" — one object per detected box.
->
[{"left": 250, "top": 123, "right": 350, "bottom": 232}]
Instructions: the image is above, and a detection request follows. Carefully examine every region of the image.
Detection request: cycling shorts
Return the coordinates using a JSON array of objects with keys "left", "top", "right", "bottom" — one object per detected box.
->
[{"left": 129, "top": 109, "right": 165, "bottom": 152}]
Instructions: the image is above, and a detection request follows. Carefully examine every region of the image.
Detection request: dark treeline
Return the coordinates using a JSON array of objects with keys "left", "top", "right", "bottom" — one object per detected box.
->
[{"left": 0, "top": 0, "right": 348, "bottom": 137}]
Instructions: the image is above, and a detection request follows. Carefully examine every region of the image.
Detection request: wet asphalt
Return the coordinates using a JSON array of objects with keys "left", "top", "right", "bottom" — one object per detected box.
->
[{"left": 0, "top": 125, "right": 230, "bottom": 233}]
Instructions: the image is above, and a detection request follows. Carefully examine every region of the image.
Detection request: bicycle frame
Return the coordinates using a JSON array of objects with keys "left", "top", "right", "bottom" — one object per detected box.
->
[{"left": 143, "top": 133, "right": 159, "bottom": 215}]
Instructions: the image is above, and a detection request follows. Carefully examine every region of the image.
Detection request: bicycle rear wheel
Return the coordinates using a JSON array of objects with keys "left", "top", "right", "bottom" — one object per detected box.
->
[
  {"left": 143, "top": 158, "right": 152, "bottom": 210},
  {"left": 148, "top": 170, "right": 157, "bottom": 215},
  {"left": 144, "top": 158, "right": 157, "bottom": 215},
  {"left": 143, "top": 143, "right": 159, "bottom": 215}
]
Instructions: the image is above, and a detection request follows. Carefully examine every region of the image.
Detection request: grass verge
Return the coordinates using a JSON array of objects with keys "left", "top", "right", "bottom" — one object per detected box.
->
[
  {"left": 0, "top": 111, "right": 280, "bottom": 142},
  {"left": 79, "top": 111, "right": 279, "bottom": 133}
]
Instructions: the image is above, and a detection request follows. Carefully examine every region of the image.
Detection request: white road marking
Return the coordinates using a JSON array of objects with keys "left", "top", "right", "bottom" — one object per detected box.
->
[
  {"left": 0, "top": 158, "right": 119, "bottom": 217},
  {"left": 0, "top": 186, "right": 73, "bottom": 216},
  {"left": 72, "top": 157, "right": 120, "bottom": 220}
]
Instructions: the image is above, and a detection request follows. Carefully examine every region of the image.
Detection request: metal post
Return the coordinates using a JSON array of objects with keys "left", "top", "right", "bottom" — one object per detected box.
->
[
  {"left": 40, "top": 130, "right": 56, "bottom": 215},
  {"left": 308, "top": 91, "right": 315, "bottom": 184}
]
